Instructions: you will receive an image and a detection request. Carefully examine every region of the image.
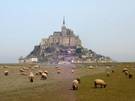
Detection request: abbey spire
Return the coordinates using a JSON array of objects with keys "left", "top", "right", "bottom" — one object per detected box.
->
[
  {"left": 61, "top": 16, "right": 67, "bottom": 35},
  {"left": 63, "top": 16, "right": 65, "bottom": 26}
]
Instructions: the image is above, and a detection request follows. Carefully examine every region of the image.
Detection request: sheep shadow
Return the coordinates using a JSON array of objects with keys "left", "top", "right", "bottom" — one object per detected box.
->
[
  {"left": 91, "top": 86, "right": 107, "bottom": 89},
  {"left": 68, "top": 88, "right": 79, "bottom": 91}
]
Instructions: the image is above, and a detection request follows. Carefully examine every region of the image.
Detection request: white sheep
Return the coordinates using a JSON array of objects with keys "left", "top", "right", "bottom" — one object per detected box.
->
[
  {"left": 94, "top": 79, "right": 107, "bottom": 88},
  {"left": 28, "top": 72, "right": 34, "bottom": 82},
  {"left": 72, "top": 79, "right": 79, "bottom": 90},
  {"left": 72, "top": 78, "right": 80, "bottom": 90},
  {"left": 44, "top": 70, "right": 48, "bottom": 75},
  {"left": 106, "top": 71, "right": 110, "bottom": 77},
  {"left": 4, "top": 70, "right": 8, "bottom": 76},
  {"left": 41, "top": 72, "right": 47, "bottom": 80},
  {"left": 57, "top": 69, "right": 61, "bottom": 74},
  {"left": 88, "top": 66, "right": 94, "bottom": 69},
  {"left": 3, "top": 65, "right": 8, "bottom": 68},
  {"left": 55, "top": 66, "right": 58, "bottom": 68},
  {"left": 71, "top": 69, "right": 74, "bottom": 73},
  {"left": 124, "top": 70, "right": 129, "bottom": 76},
  {"left": 106, "top": 66, "right": 110, "bottom": 70},
  {"left": 122, "top": 68, "right": 128, "bottom": 72},
  {"left": 19, "top": 68, "right": 25, "bottom": 72}
]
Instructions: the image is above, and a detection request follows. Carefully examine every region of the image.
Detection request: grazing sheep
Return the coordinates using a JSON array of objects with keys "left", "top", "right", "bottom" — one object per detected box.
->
[
  {"left": 28, "top": 72, "right": 34, "bottom": 82},
  {"left": 106, "top": 66, "right": 110, "bottom": 70},
  {"left": 72, "top": 79, "right": 79, "bottom": 90},
  {"left": 57, "top": 69, "right": 61, "bottom": 74},
  {"left": 122, "top": 68, "right": 128, "bottom": 72},
  {"left": 4, "top": 71, "right": 8, "bottom": 76},
  {"left": 105, "top": 66, "right": 111, "bottom": 73},
  {"left": 41, "top": 72, "right": 47, "bottom": 80},
  {"left": 88, "top": 66, "right": 94, "bottom": 69},
  {"left": 122, "top": 68, "right": 130, "bottom": 76},
  {"left": 94, "top": 79, "right": 107, "bottom": 88},
  {"left": 71, "top": 69, "right": 74, "bottom": 73},
  {"left": 44, "top": 70, "right": 48, "bottom": 75},
  {"left": 19, "top": 68, "right": 25, "bottom": 72},
  {"left": 124, "top": 71, "right": 129, "bottom": 76},
  {"left": 106, "top": 71, "right": 110, "bottom": 77},
  {"left": 3, "top": 65, "right": 8, "bottom": 68}
]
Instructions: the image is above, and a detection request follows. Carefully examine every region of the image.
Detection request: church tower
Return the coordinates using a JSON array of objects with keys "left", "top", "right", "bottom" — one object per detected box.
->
[
  {"left": 61, "top": 16, "right": 67, "bottom": 35},
  {"left": 63, "top": 16, "right": 65, "bottom": 26}
]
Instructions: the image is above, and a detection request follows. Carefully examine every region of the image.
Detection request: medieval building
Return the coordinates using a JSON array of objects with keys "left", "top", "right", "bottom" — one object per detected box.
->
[
  {"left": 40, "top": 18, "right": 81, "bottom": 49},
  {"left": 19, "top": 18, "right": 112, "bottom": 63}
]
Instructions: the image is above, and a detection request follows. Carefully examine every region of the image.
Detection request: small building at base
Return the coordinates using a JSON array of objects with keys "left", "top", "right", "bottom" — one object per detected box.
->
[{"left": 18, "top": 56, "right": 38, "bottom": 63}]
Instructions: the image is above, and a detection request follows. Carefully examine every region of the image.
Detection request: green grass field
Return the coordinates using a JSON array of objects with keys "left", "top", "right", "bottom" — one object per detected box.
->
[
  {"left": 0, "top": 63, "right": 135, "bottom": 101},
  {"left": 76, "top": 64, "right": 135, "bottom": 101}
]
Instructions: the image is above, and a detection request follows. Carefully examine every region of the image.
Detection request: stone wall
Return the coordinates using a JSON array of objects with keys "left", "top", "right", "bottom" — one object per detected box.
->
[{"left": 40, "top": 25, "right": 81, "bottom": 48}]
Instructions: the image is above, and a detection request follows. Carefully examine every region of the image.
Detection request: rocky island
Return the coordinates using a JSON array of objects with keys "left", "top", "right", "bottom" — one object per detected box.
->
[{"left": 19, "top": 18, "right": 112, "bottom": 64}]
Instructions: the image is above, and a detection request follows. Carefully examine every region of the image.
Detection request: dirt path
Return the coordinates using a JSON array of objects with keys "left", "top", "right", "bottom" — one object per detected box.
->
[
  {"left": 52, "top": 64, "right": 76, "bottom": 101},
  {"left": 52, "top": 64, "right": 106, "bottom": 101}
]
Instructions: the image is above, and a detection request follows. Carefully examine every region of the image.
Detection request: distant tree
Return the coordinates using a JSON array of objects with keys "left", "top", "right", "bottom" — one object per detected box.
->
[
  {"left": 76, "top": 48, "right": 82, "bottom": 54},
  {"left": 76, "top": 47, "right": 84, "bottom": 58}
]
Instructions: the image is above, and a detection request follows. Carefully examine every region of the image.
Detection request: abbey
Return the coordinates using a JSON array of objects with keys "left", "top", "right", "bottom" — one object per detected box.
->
[
  {"left": 19, "top": 18, "right": 112, "bottom": 64},
  {"left": 40, "top": 18, "right": 81, "bottom": 48}
]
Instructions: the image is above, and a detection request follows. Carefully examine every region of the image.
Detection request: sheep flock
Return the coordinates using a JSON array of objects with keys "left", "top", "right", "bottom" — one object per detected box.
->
[{"left": 0, "top": 64, "right": 134, "bottom": 89}]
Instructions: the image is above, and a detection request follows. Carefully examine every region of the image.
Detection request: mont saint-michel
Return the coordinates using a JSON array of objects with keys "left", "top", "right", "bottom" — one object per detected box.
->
[{"left": 19, "top": 18, "right": 112, "bottom": 64}]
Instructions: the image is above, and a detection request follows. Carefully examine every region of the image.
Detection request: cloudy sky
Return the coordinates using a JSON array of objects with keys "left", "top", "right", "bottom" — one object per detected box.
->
[{"left": 0, "top": 0, "right": 135, "bottom": 63}]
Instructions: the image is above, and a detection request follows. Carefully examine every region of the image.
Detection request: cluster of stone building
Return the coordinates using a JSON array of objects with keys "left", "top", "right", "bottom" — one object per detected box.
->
[
  {"left": 19, "top": 56, "right": 38, "bottom": 63},
  {"left": 40, "top": 19, "right": 81, "bottom": 49},
  {"left": 18, "top": 18, "right": 112, "bottom": 64},
  {"left": 19, "top": 18, "right": 81, "bottom": 63}
]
